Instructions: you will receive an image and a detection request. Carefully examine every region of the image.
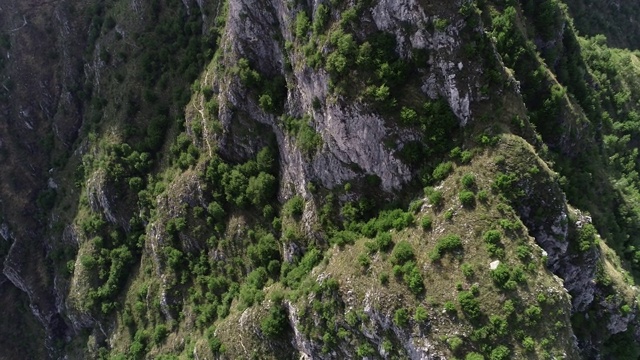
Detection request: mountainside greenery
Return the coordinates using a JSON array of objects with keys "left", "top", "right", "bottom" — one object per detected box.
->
[{"left": 3, "top": 0, "right": 640, "bottom": 359}]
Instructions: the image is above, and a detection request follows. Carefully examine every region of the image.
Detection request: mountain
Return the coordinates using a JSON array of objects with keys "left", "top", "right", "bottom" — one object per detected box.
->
[{"left": 0, "top": 0, "right": 639, "bottom": 358}]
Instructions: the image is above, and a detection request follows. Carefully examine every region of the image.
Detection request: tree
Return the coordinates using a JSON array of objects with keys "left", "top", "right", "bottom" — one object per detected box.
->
[
  {"left": 246, "top": 172, "right": 276, "bottom": 206},
  {"left": 261, "top": 303, "right": 287, "bottom": 337}
]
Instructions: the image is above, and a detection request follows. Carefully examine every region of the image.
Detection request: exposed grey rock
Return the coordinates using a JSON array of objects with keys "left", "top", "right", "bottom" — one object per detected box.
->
[
  {"left": 86, "top": 170, "right": 120, "bottom": 227},
  {"left": 0, "top": 223, "right": 10, "bottom": 241},
  {"left": 214, "top": 0, "right": 485, "bottom": 201},
  {"left": 286, "top": 300, "right": 317, "bottom": 359},
  {"left": 311, "top": 104, "right": 413, "bottom": 191},
  {"left": 362, "top": 291, "right": 441, "bottom": 359}
]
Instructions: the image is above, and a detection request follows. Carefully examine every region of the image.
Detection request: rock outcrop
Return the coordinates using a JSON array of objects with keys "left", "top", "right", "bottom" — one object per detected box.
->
[{"left": 0, "top": 0, "right": 638, "bottom": 358}]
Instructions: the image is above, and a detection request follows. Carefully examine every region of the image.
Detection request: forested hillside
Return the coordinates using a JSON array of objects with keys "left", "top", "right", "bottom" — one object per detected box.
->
[{"left": 0, "top": 0, "right": 640, "bottom": 359}]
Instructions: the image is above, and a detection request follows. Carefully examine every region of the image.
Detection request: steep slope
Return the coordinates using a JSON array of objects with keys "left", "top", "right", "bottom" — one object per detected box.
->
[
  {"left": 0, "top": 0, "right": 90, "bottom": 356},
  {"left": 1, "top": 0, "right": 640, "bottom": 359},
  {"left": 563, "top": 0, "right": 640, "bottom": 50}
]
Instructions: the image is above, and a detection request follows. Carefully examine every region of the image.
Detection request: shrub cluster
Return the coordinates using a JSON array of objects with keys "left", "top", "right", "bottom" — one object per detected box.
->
[
  {"left": 483, "top": 229, "right": 504, "bottom": 258},
  {"left": 430, "top": 234, "right": 463, "bottom": 261},
  {"left": 490, "top": 263, "right": 526, "bottom": 290},
  {"left": 390, "top": 241, "right": 424, "bottom": 295}
]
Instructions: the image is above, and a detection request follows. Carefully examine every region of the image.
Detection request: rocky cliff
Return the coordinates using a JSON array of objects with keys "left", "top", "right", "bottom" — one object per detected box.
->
[{"left": 0, "top": 0, "right": 640, "bottom": 359}]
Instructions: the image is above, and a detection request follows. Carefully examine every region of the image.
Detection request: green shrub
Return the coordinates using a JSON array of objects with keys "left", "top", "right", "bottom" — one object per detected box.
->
[
  {"left": 271, "top": 217, "right": 282, "bottom": 231},
  {"left": 281, "top": 115, "right": 323, "bottom": 155},
  {"left": 492, "top": 172, "right": 518, "bottom": 194},
  {"left": 208, "top": 335, "right": 224, "bottom": 354},
  {"left": 392, "top": 211, "right": 415, "bottom": 230},
  {"left": 312, "top": 4, "right": 329, "bottom": 34},
  {"left": 129, "top": 340, "right": 146, "bottom": 358},
  {"left": 489, "top": 315, "right": 508, "bottom": 336},
  {"left": 461, "top": 263, "right": 474, "bottom": 278},
  {"left": 340, "top": 7, "right": 357, "bottom": 24},
  {"left": 503, "top": 300, "right": 515, "bottom": 316},
  {"left": 516, "top": 245, "right": 531, "bottom": 261},
  {"left": 258, "top": 94, "right": 274, "bottom": 112},
  {"left": 329, "top": 230, "right": 357, "bottom": 246},
  {"left": 295, "top": 12, "right": 310, "bottom": 38},
  {"left": 460, "top": 150, "right": 473, "bottom": 164},
  {"left": 459, "top": 190, "right": 475, "bottom": 208},
  {"left": 326, "top": 52, "right": 348, "bottom": 74},
  {"left": 522, "top": 336, "right": 535, "bottom": 352},
  {"left": 444, "top": 301, "right": 456, "bottom": 313},
  {"left": 400, "top": 106, "right": 419, "bottom": 125},
  {"left": 470, "top": 284, "right": 479, "bottom": 296},
  {"left": 80, "top": 255, "right": 97, "bottom": 269},
  {"left": 430, "top": 234, "right": 463, "bottom": 261},
  {"left": 466, "top": 353, "right": 485, "bottom": 360},
  {"left": 340, "top": 202, "right": 359, "bottom": 224},
  {"left": 511, "top": 265, "right": 526, "bottom": 283},
  {"left": 262, "top": 204, "right": 275, "bottom": 220},
  {"left": 483, "top": 230, "right": 501, "bottom": 244},
  {"left": 414, "top": 306, "right": 428, "bottom": 322},
  {"left": 409, "top": 199, "right": 423, "bottom": 213},
  {"left": 426, "top": 189, "right": 444, "bottom": 208},
  {"left": 364, "top": 240, "right": 378, "bottom": 254},
  {"left": 128, "top": 177, "right": 144, "bottom": 191},
  {"left": 394, "top": 308, "right": 409, "bottom": 327},
  {"left": 490, "top": 263, "right": 511, "bottom": 287},
  {"left": 392, "top": 264, "right": 403, "bottom": 277},
  {"left": 391, "top": 241, "right": 415, "bottom": 264},
  {"left": 297, "top": 123, "right": 323, "bottom": 155},
  {"left": 458, "top": 291, "right": 481, "bottom": 320},
  {"left": 235, "top": 58, "right": 261, "bottom": 86},
  {"left": 222, "top": 168, "right": 249, "bottom": 206},
  {"left": 421, "top": 216, "right": 433, "bottom": 231},
  {"left": 447, "top": 336, "right": 463, "bottom": 352},
  {"left": 498, "top": 218, "right": 520, "bottom": 231},
  {"left": 461, "top": 173, "right": 476, "bottom": 189},
  {"left": 404, "top": 266, "right": 424, "bottom": 295},
  {"left": 524, "top": 305, "right": 542, "bottom": 323},
  {"left": 577, "top": 223, "right": 597, "bottom": 251},
  {"left": 432, "top": 161, "right": 453, "bottom": 182},
  {"left": 477, "top": 190, "right": 489, "bottom": 202},
  {"left": 450, "top": 146, "right": 462, "bottom": 159},
  {"left": 205, "top": 98, "right": 219, "bottom": 117},
  {"left": 375, "top": 232, "right": 393, "bottom": 251},
  {"left": 360, "top": 208, "right": 415, "bottom": 236},
  {"left": 490, "top": 345, "right": 510, "bottom": 360},
  {"left": 239, "top": 285, "right": 265, "bottom": 308},
  {"left": 152, "top": 324, "right": 168, "bottom": 345},
  {"left": 357, "top": 253, "right": 371, "bottom": 269},
  {"left": 486, "top": 243, "right": 505, "bottom": 259},
  {"left": 434, "top": 18, "right": 450, "bottom": 31},
  {"left": 247, "top": 234, "right": 280, "bottom": 268},
  {"left": 381, "top": 338, "right": 393, "bottom": 353},
  {"left": 261, "top": 303, "right": 288, "bottom": 337},
  {"left": 444, "top": 209, "right": 454, "bottom": 220},
  {"left": 282, "top": 248, "right": 322, "bottom": 289},
  {"left": 284, "top": 195, "right": 304, "bottom": 217},
  {"left": 164, "top": 246, "right": 183, "bottom": 270},
  {"left": 345, "top": 311, "right": 358, "bottom": 327},
  {"left": 356, "top": 343, "right": 375, "bottom": 357},
  {"left": 246, "top": 172, "right": 277, "bottom": 206}
]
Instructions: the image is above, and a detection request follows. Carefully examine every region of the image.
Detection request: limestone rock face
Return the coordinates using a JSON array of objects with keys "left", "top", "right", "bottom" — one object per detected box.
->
[
  {"left": 212, "top": 0, "right": 484, "bottom": 199},
  {"left": 0, "top": 0, "right": 89, "bottom": 354},
  {"left": 0, "top": 0, "right": 638, "bottom": 358}
]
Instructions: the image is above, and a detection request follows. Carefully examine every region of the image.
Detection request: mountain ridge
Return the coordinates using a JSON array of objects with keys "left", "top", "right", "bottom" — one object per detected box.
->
[{"left": 1, "top": 0, "right": 640, "bottom": 358}]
